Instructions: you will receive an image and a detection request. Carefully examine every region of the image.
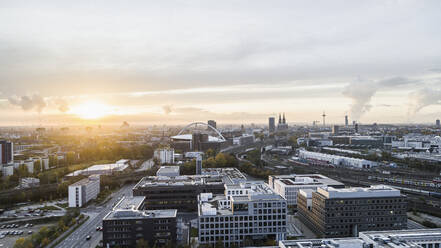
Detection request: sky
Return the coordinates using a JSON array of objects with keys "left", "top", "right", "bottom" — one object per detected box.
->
[{"left": 1, "top": 0, "right": 441, "bottom": 126}]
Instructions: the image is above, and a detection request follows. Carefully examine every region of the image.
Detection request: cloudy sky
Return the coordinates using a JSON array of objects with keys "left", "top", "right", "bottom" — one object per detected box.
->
[{"left": 1, "top": 0, "right": 441, "bottom": 126}]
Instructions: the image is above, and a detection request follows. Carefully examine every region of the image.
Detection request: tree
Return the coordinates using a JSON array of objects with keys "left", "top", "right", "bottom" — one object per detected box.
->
[
  {"left": 33, "top": 160, "right": 41, "bottom": 174},
  {"left": 136, "top": 238, "right": 150, "bottom": 248}
]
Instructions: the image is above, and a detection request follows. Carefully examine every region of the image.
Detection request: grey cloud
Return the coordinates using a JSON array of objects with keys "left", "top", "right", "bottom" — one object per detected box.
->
[{"left": 8, "top": 94, "right": 47, "bottom": 113}]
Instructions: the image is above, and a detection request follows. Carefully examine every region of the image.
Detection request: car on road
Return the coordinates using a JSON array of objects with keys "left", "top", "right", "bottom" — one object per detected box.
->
[
  {"left": 28, "top": 231, "right": 33, "bottom": 234},
  {"left": 86, "top": 235, "right": 91, "bottom": 240},
  {"left": 96, "top": 226, "right": 102, "bottom": 231}
]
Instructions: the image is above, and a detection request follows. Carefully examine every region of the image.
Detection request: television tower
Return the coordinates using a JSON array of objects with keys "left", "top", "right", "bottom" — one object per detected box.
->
[{"left": 322, "top": 111, "right": 326, "bottom": 126}]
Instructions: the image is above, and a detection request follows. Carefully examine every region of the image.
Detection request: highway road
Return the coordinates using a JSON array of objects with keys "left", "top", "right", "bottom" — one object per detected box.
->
[{"left": 55, "top": 183, "right": 135, "bottom": 248}]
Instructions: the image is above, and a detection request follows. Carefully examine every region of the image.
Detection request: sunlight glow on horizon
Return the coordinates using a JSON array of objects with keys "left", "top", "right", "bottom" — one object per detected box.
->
[{"left": 69, "top": 101, "right": 115, "bottom": 119}]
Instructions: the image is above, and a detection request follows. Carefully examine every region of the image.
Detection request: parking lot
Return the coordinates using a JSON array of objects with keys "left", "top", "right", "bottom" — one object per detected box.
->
[{"left": 0, "top": 223, "right": 56, "bottom": 248}]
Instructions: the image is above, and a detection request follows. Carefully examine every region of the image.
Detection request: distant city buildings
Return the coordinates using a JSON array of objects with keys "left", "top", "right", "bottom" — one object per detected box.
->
[
  {"left": 233, "top": 134, "right": 255, "bottom": 146},
  {"left": 68, "top": 175, "right": 100, "bottom": 208},
  {"left": 437, "top": 119, "right": 440, "bottom": 128},
  {"left": 196, "top": 155, "right": 202, "bottom": 175},
  {"left": 103, "top": 196, "right": 177, "bottom": 247},
  {"left": 269, "top": 117, "right": 276, "bottom": 132},
  {"left": 208, "top": 120, "right": 217, "bottom": 129},
  {"left": 297, "top": 185, "right": 407, "bottom": 237},
  {"left": 154, "top": 148, "right": 175, "bottom": 165},
  {"left": 345, "top": 115, "right": 349, "bottom": 126},
  {"left": 198, "top": 182, "right": 287, "bottom": 247},
  {"left": 268, "top": 174, "right": 344, "bottom": 207}
]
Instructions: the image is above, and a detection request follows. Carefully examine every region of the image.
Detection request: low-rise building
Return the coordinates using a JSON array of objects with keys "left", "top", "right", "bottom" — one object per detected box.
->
[
  {"left": 198, "top": 182, "right": 287, "bottom": 247},
  {"left": 156, "top": 166, "right": 180, "bottom": 177},
  {"left": 268, "top": 174, "right": 344, "bottom": 207},
  {"left": 68, "top": 175, "right": 100, "bottom": 207},
  {"left": 19, "top": 177, "right": 40, "bottom": 188},
  {"left": 103, "top": 196, "right": 177, "bottom": 248},
  {"left": 297, "top": 185, "right": 407, "bottom": 238},
  {"left": 298, "top": 149, "right": 378, "bottom": 169}
]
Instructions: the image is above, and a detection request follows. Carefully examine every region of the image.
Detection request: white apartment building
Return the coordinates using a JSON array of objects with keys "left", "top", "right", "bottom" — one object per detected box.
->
[
  {"left": 68, "top": 175, "right": 100, "bottom": 207},
  {"left": 154, "top": 148, "right": 175, "bottom": 165},
  {"left": 298, "top": 149, "right": 378, "bottom": 168},
  {"left": 198, "top": 182, "right": 287, "bottom": 247},
  {"left": 268, "top": 174, "right": 344, "bottom": 207}
]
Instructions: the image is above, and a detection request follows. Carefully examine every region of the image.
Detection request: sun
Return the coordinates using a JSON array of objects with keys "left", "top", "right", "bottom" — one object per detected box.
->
[{"left": 69, "top": 101, "right": 113, "bottom": 119}]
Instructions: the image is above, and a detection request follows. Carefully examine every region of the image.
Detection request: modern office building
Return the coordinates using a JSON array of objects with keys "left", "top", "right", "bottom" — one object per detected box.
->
[
  {"left": 437, "top": 119, "right": 440, "bottom": 128},
  {"left": 268, "top": 174, "right": 344, "bottom": 207},
  {"left": 103, "top": 196, "right": 177, "bottom": 248},
  {"left": 198, "top": 182, "right": 287, "bottom": 247},
  {"left": 269, "top": 117, "right": 276, "bottom": 133},
  {"left": 156, "top": 166, "right": 180, "bottom": 177},
  {"left": 277, "top": 229, "right": 441, "bottom": 248},
  {"left": 154, "top": 148, "right": 175, "bottom": 165},
  {"left": 297, "top": 185, "right": 407, "bottom": 238},
  {"left": 0, "top": 140, "right": 13, "bottom": 165},
  {"left": 344, "top": 115, "right": 349, "bottom": 126},
  {"left": 133, "top": 168, "right": 246, "bottom": 211},
  {"left": 68, "top": 175, "right": 100, "bottom": 208}
]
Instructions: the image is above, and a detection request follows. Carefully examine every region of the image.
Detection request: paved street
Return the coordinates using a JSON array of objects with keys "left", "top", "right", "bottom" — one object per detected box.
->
[{"left": 55, "top": 183, "right": 134, "bottom": 248}]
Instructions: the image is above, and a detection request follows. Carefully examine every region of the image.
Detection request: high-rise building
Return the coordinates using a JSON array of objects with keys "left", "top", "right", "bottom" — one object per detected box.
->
[
  {"left": 103, "top": 196, "right": 177, "bottom": 248},
  {"left": 154, "top": 148, "right": 175, "bottom": 165},
  {"left": 208, "top": 120, "right": 217, "bottom": 129},
  {"left": 332, "top": 125, "right": 340, "bottom": 135},
  {"left": 345, "top": 115, "right": 349, "bottom": 126},
  {"left": 0, "top": 140, "right": 13, "bottom": 164},
  {"left": 269, "top": 117, "right": 275, "bottom": 132},
  {"left": 354, "top": 123, "right": 359, "bottom": 133},
  {"left": 437, "top": 119, "right": 440, "bottom": 127},
  {"left": 198, "top": 182, "right": 287, "bottom": 247},
  {"left": 297, "top": 185, "right": 407, "bottom": 238},
  {"left": 68, "top": 175, "right": 100, "bottom": 208},
  {"left": 196, "top": 155, "right": 202, "bottom": 175}
]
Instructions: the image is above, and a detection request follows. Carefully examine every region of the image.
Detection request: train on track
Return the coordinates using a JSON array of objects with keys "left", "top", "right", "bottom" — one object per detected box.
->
[{"left": 368, "top": 175, "right": 441, "bottom": 189}]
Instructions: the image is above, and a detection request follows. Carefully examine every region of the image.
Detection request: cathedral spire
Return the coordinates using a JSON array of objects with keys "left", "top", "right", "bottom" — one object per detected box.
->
[
  {"left": 283, "top": 113, "right": 286, "bottom": 124},
  {"left": 278, "top": 113, "right": 282, "bottom": 124}
]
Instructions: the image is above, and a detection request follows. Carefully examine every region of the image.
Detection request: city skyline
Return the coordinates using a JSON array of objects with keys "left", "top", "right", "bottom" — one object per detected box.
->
[{"left": 1, "top": 0, "right": 441, "bottom": 125}]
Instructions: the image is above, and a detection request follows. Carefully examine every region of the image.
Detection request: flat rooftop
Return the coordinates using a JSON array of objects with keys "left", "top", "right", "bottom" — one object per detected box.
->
[
  {"left": 318, "top": 185, "right": 401, "bottom": 199},
  {"left": 272, "top": 174, "right": 344, "bottom": 187},
  {"left": 134, "top": 167, "right": 246, "bottom": 188},
  {"left": 104, "top": 196, "right": 177, "bottom": 220},
  {"left": 113, "top": 196, "right": 145, "bottom": 211},
  {"left": 156, "top": 166, "right": 180, "bottom": 175},
  {"left": 69, "top": 175, "right": 99, "bottom": 187}
]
